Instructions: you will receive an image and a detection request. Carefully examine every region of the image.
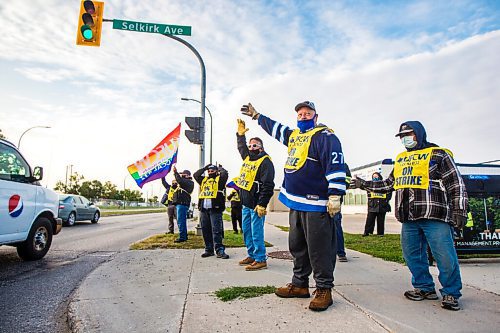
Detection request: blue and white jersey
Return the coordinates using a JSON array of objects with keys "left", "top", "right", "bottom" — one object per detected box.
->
[{"left": 258, "top": 114, "right": 346, "bottom": 212}]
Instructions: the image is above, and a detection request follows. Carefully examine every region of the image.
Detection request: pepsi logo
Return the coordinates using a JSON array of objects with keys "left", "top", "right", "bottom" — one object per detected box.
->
[{"left": 8, "top": 195, "right": 23, "bottom": 218}]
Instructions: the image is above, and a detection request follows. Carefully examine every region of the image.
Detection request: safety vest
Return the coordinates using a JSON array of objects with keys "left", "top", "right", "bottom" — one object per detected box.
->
[
  {"left": 369, "top": 192, "right": 387, "bottom": 199},
  {"left": 466, "top": 212, "right": 474, "bottom": 227},
  {"left": 167, "top": 186, "right": 178, "bottom": 202},
  {"left": 234, "top": 155, "right": 270, "bottom": 191},
  {"left": 230, "top": 191, "right": 241, "bottom": 202},
  {"left": 199, "top": 176, "right": 220, "bottom": 199},
  {"left": 393, "top": 147, "right": 453, "bottom": 190},
  {"left": 285, "top": 126, "right": 331, "bottom": 170}
]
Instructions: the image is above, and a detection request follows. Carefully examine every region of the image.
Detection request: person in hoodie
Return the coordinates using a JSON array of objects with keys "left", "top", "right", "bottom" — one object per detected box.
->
[
  {"left": 234, "top": 119, "right": 275, "bottom": 271},
  {"left": 351, "top": 121, "right": 468, "bottom": 311},
  {"left": 171, "top": 166, "right": 194, "bottom": 243},
  {"left": 241, "top": 101, "right": 346, "bottom": 312},
  {"left": 362, "top": 172, "right": 392, "bottom": 236},
  {"left": 193, "top": 164, "right": 230, "bottom": 259}
]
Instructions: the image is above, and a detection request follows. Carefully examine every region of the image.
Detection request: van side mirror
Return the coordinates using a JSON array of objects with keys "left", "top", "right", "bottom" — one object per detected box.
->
[{"left": 33, "top": 166, "right": 43, "bottom": 181}]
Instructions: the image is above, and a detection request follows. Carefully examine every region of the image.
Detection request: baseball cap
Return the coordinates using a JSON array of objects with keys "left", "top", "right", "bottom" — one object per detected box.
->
[
  {"left": 206, "top": 164, "right": 218, "bottom": 171},
  {"left": 395, "top": 124, "right": 414, "bottom": 137},
  {"left": 294, "top": 101, "right": 316, "bottom": 112},
  {"left": 180, "top": 169, "right": 191, "bottom": 176}
]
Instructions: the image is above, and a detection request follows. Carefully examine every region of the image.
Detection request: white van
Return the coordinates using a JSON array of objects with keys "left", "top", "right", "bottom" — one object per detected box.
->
[{"left": 0, "top": 139, "right": 62, "bottom": 260}]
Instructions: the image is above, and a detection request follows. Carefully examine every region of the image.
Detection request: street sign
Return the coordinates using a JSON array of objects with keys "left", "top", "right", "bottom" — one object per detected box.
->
[{"left": 112, "top": 19, "right": 191, "bottom": 36}]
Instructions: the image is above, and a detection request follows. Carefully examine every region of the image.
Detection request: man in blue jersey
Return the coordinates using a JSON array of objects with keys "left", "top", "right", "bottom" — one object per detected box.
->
[{"left": 241, "top": 101, "right": 346, "bottom": 311}]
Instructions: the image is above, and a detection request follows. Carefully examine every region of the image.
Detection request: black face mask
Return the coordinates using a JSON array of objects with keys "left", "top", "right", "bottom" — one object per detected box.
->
[
  {"left": 249, "top": 149, "right": 260, "bottom": 157},
  {"left": 172, "top": 184, "right": 178, "bottom": 189},
  {"left": 208, "top": 172, "right": 217, "bottom": 178}
]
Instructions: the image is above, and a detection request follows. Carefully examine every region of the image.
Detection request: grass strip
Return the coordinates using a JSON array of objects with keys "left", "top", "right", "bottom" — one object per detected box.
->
[
  {"left": 344, "top": 233, "right": 405, "bottom": 263},
  {"left": 131, "top": 231, "right": 273, "bottom": 250},
  {"left": 101, "top": 209, "right": 166, "bottom": 217},
  {"left": 215, "top": 286, "right": 276, "bottom": 302},
  {"left": 274, "top": 225, "right": 290, "bottom": 232}
]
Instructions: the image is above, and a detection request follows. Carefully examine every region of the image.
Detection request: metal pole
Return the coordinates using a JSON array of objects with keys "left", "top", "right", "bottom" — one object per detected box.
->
[
  {"left": 18, "top": 125, "right": 51, "bottom": 149},
  {"left": 181, "top": 98, "right": 213, "bottom": 164},
  {"left": 163, "top": 34, "right": 206, "bottom": 169}
]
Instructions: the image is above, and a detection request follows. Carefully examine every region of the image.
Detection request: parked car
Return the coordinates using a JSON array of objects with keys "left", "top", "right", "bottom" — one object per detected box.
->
[
  {"left": 0, "top": 139, "right": 62, "bottom": 260},
  {"left": 58, "top": 194, "right": 100, "bottom": 226}
]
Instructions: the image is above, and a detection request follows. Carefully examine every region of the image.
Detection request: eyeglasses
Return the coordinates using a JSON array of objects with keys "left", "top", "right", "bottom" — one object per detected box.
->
[{"left": 248, "top": 143, "right": 261, "bottom": 149}]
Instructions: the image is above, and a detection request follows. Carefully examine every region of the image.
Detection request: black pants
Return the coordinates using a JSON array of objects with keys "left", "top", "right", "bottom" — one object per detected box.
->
[
  {"left": 231, "top": 207, "right": 242, "bottom": 232},
  {"left": 289, "top": 210, "right": 336, "bottom": 289},
  {"left": 167, "top": 204, "right": 176, "bottom": 233},
  {"left": 364, "top": 212, "right": 386, "bottom": 235}
]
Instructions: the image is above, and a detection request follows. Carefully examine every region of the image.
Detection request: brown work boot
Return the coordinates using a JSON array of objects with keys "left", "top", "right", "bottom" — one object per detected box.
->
[
  {"left": 309, "top": 288, "right": 333, "bottom": 311},
  {"left": 238, "top": 257, "right": 255, "bottom": 266},
  {"left": 245, "top": 261, "right": 267, "bottom": 271},
  {"left": 275, "top": 283, "right": 310, "bottom": 298}
]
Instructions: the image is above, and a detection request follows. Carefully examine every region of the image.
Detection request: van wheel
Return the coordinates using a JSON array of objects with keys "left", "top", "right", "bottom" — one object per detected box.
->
[
  {"left": 17, "top": 217, "right": 53, "bottom": 261},
  {"left": 91, "top": 211, "right": 100, "bottom": 223},
  {"left": 67, "top": 212, "right": 76, "bottom": 226}
]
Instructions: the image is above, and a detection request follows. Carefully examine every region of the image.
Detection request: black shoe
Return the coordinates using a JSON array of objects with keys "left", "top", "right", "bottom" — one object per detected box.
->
[
  {"left": 404, "top": 289, "right": 439, "bottom": 301},
  {"left": 362, "top": 234, "right": 369, "bottom": 237},
  {"left": 217, "top": 251, "right": 229, "bottom": 259},
  {"left": 174, "top": 238, "right": 187, "bottom": 243},
  {"left": 167, "top": 231, "right": 174, "bottom": 234},
  {"left": 201, "top": 251, "right": 215, "bottom": 258},
  {"left": 338, "top": 256, "right": 348, "bottom": 262},
  {"left": 441, "top": 295, "right": 460, "bottom": 311}
]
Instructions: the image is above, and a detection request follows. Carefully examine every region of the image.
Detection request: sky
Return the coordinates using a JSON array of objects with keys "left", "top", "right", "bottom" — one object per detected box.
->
[{"left": 1, "top": 0, "right": 499, "bottom": 199}]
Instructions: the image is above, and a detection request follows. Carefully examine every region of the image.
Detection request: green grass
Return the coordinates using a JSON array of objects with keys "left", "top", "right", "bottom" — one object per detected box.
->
[
  {"left": 274, "top": 225, "right": 290, "bottom": 232},
  {"left": 215, "top": 286, "right": 276, "bottom": 302},
  {"left": 344, "top": 233, "right": 405, "bottom": 263},
  {"left": 130, "top": 231, "right": 273, "bottom": 250},
  {"left": 101, "top": 208, "right": 166, "bottom": 217}
]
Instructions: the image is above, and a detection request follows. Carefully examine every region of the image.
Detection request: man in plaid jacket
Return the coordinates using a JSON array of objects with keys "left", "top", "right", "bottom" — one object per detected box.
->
[{"left": 351, "top": 121, "right": 468, "bottom": 311}]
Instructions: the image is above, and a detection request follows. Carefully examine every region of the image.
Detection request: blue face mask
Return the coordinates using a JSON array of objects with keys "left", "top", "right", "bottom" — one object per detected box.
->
[
  {"left": 401, "top": 136, "right": 417, "bottom": 149},
  {"left": 297, "top": 118, "right": 315, "bottom": 133},
  {"left": 372, "top": 177, "right": 381, "bottom": 181}
]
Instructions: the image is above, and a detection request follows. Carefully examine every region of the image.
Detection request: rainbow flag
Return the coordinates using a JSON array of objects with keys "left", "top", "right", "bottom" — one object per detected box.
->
[{"left": 127, "top": 123, "right": 181, "bottom": 188}]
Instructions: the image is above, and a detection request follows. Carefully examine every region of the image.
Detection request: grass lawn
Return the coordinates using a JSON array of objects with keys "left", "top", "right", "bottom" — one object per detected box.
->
[
  {"left": 344, "top": 233, "right": 405, "bottom": 263},
  {"left": 130, "top": 231, "right": 273, "bottom": 250},
  {"left": 215, "top": 286, "right": 276, "bottom": 302},
  {"left": 101, "top": 208, "right": 166, "bottom": 217}
]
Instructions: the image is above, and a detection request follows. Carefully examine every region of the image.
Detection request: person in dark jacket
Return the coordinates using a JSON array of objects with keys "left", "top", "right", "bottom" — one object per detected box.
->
[
  {"left": 193, "top": 164, "right": 229, "bottom": 259},
  {"left": 171, "top": 166, "right": 194, "bottom": 243},
  {"left": 335, "top": 164, "right": 352, "bottom": 262},
  {"left": 235, "top": 119, "right": 275, "bottom": 271},
  {"left": 351, "top": 121, "right": 468, "bottom": 311},
  {"left": 362, "top": 172, "right": 392, "bottom": 236},
  {"left": 227, "top": 189, "right": 243, "bottom": 234},
  {"left": 161, "top": 177, "right": 178, "bottom": 234}
]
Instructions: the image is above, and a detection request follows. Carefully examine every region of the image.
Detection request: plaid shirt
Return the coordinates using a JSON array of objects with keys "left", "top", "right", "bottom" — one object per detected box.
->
[{"left": 361, "top": 149, "right": 468, "bottom": 224}]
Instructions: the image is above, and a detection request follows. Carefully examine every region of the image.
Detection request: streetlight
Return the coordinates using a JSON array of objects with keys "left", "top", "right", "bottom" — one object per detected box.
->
[
  {"left": 18, "top": 126, "right": 51, "bottom": 149},
  {"left": 181, "top": 97, "right": 213, "bottom": 164}
]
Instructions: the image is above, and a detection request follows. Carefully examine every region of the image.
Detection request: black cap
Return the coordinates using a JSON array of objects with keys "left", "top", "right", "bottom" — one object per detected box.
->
[
  {"left": 395, "top": 124, "right": 414, "bottom": 137},
  {"left": 294, "top": 101, "right": 316, "bottom": 112},
  {"left": 206, "top": 164, "right": 217, "bottom": 171},
  {"left": 180, "top": 169, "right": 191, "bottom": 176}
]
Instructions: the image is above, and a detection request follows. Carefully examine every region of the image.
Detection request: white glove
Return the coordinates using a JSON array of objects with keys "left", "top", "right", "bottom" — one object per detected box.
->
[{"left": 327, "top": 195, "right": 341, "bottom": 217}]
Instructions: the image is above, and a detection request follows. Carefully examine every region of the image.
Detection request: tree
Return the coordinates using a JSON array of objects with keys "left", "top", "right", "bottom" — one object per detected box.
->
[
  {"left": 80, "top": 180, "right": 104, "bottom": 200},
  {"left": 54, "top": 172, "right": 84, "bottom": 194},
  {"left": 103, "top": 181, "right": 118, "bottom": 199}
]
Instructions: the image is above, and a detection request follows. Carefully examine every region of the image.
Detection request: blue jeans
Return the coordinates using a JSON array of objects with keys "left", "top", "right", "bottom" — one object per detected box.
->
[
  {"left": 176, "top": 204, "right": 188, "bottom": 241},
  {"left": 200, "top": 210, "right": 225, "bottom": 253},
  {"left": 401, "top": 219, "right": 462, "bottom": 298},
  {"left": 242, "top": 206, "right": 266, "bottom": 262},
  {"left": 334, "top": 212, "right": 346, "bottom": 257}
]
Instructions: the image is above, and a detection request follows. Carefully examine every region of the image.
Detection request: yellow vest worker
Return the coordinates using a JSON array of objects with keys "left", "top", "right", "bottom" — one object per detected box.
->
[
  {"left": 199, "top": 176, "right": 220, "bottom": 199},
  {"left": 235, "top": 155, "right": 271, "bottom": 191},
  {"left": 285, "top": 126, "right": 329, "bottom": 170}
]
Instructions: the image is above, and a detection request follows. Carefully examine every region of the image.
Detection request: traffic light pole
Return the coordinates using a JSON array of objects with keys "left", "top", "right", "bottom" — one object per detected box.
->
[{"left": 162, "top": 33, "right": 206, "bottom": 170}]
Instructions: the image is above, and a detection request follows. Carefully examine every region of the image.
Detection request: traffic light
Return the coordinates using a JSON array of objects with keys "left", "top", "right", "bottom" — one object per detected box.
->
[
  {"left": 185, "top": 117, "right": 204, "bottom": 144},
  {"left": 76, "top": 1, "right": 104, "bottom": 47}
]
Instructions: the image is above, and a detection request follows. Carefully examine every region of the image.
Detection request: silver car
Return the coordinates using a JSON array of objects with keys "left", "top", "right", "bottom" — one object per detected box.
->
[{"left": 58, "top": 194, "right": 100, "bottom": 226}]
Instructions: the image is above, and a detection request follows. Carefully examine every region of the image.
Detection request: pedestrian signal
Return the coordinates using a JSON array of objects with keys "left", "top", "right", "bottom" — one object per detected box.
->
[
  {"left": 76, "top": 1, "right": 104, "bottom": 47},
  {"left": 185, "top": 117, "right": 204, "bottom": 145}
]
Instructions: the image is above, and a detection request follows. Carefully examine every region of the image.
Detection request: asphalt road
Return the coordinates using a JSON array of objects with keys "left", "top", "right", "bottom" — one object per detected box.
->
[{"left": 0, "top": 213, "right": 167, "bottom": 333}]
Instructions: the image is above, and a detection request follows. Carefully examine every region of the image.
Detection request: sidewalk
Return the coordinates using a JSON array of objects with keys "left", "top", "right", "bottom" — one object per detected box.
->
[{"left": 68, "top": 212, "right": 500, "bottom": 333}]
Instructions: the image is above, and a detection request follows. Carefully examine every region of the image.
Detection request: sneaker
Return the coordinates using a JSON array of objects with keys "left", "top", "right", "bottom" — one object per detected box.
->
[
  {"left": 238, "top": 257, "right": 255, "bottom": 266},
  {"left": 245, "top": 261, "right": 267, "bottom": 271},
  {"left": 309, "top": 288, "right": 333, "bottom": 311},
  {"left": 275, "top": 283, "right": 310, "bottom": 298},
  {"left": 338, "top": 256, "right": 348, "bottom": 262},
  {"left": 201, "top": 251, "right": 214, "bottom": 258},
  {"left": 216, "top": 251, "right": 229, "bottom": 259},
  {"left": 441, "top": 295, "right": 460, "bottom": 311},
  {"left": 404, "top": 289, "right": 439, "bottom": 301},
  {"left": 174, "top": 238, "right": 187, "bottom": 243}
]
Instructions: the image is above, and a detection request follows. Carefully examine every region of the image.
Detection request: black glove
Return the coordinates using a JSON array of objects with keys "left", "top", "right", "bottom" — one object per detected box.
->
[
  {"left": 452, "top": 210, "right": 467, "bottom": 229},
  {"left": 349, "top": 176, "right": 365, "bottom": 189}
]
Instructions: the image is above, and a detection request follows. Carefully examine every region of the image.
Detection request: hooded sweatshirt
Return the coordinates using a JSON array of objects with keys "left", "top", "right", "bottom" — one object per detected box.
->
[{"left": 361, "top": 121, "right": 468, "bottom": 224}]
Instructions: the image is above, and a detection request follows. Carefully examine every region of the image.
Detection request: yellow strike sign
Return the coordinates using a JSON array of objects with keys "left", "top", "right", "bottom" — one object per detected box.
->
[{"left": 393, "top": 147, "right": 453, "bottom": 190}]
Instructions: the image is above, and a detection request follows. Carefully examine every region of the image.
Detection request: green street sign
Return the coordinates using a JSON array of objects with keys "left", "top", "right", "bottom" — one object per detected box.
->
[{"left": 113, "top": 19, "right": 191, "bottom": 36}]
